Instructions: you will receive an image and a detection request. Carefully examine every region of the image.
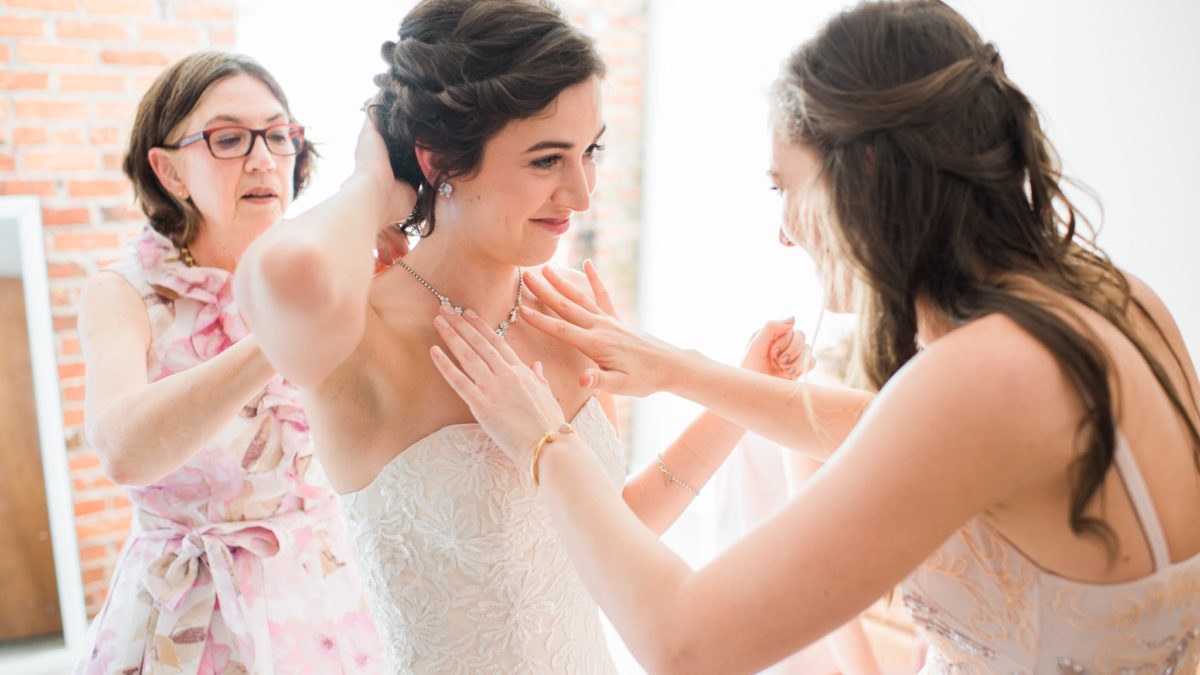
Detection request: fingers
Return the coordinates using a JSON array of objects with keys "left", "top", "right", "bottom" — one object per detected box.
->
[
  {"left": 583, "top": 259, "right": 619, "bottom": 318},
  {"left": 432, "top": 306, "right": 504, "bottom": 380},
  {"left": 523, "top": 269, "right": 601, "bottom": 329},
  {"left": 430, "top": 345, "right": 479, "bottom": 403},
  {"left": 579, "top": 367, "right": 626, "bottom": 394},
  {"left": 518, "top": 305, "right": 603, "bottom": 355},
  {"left": 459, "top": 306, "right": 523, "bottom": 366}
]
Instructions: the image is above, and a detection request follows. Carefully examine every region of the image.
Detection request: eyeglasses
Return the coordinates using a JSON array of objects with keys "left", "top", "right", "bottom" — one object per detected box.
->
[{"left": 165, "top": 124, "right": 305, "bottom": 159}]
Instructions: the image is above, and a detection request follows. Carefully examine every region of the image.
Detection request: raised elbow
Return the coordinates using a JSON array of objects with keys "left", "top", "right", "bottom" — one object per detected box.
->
[{"left": 237, "top": 237, "right": 337, "bottom": 321}]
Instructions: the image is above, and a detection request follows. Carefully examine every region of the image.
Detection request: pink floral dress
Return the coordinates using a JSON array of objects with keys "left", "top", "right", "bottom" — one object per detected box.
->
[{"left": 74, "top": 227, "right": 384, "bottom": 675}]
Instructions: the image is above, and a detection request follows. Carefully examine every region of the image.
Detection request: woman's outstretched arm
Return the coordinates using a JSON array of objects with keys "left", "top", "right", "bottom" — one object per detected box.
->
[{"left": 521, "top": 264, "right": 873, "bottom": 459}]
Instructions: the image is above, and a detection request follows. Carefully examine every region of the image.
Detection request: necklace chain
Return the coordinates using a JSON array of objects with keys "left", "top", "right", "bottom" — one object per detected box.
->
[
  {"left": 395, "top": 259, "right": 523, "bottom": 339},
  {"left": 179, "top": 244, "right": 197, "bottom": 268}
]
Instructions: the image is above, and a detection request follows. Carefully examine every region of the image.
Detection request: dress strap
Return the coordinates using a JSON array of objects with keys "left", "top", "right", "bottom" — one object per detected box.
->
[{"left": 1113, "top": 434, "right": 1171, "bottom": 570}]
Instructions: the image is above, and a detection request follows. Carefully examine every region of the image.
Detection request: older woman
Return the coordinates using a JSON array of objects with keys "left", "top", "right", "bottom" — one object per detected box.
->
[{"left": 75, "top": 51, "right": 382, "bottom": 674}]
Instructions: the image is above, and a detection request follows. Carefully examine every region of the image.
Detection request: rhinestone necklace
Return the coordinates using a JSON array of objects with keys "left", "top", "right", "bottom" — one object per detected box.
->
[{"left": 395, "top": 259, "right": 523, "bottom": 339}]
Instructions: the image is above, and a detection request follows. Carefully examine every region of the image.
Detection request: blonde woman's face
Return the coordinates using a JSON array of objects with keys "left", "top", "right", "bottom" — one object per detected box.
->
[{"left": 768, "top": 115, "right": 855, "bottom": 313}]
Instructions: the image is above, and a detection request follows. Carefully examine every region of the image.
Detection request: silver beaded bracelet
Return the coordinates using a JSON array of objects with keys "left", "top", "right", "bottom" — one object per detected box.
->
[{"left": 657, "top": 454, "right": 700, "bottom": 495}]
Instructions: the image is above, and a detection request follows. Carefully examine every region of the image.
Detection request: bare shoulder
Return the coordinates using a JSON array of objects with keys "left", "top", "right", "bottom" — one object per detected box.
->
[
  {"left": 873, "top": 313, "right": 1084, "bottom": 478},
  {"left": 79, "top": 271, "right": 150, "bottom": 339}
]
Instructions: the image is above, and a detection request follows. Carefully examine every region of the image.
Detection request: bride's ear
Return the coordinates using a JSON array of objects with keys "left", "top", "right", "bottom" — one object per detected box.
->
[{"left": 414, "top": 145, "right": 439, "bottom": 185}]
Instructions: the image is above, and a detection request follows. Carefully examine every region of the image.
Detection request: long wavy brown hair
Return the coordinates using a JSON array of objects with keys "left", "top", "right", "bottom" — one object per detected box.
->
[{"left": 774, "top": 0, "right": 1200, "bottom": 555}]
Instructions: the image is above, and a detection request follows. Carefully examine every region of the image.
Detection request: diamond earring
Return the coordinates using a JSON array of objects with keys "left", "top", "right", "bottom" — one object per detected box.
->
[{"left": 437, "top": 182, "right": 452, "bottom": 198}]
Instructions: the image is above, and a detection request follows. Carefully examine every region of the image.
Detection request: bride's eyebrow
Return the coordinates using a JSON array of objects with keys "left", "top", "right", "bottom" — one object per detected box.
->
[{"left": 522, "top": 125, "right": 608, "bottom": 154}]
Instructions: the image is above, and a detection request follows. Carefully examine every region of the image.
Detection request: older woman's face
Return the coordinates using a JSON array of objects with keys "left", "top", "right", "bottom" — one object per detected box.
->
[{"left": 164, "top": 74, "right": 295, "bottom": 251}]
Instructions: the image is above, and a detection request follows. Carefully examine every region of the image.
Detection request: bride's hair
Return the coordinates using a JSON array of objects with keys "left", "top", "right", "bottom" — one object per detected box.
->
[
  {"left": 370, "top": 0, "right": 606, "bottom": 237},
  {"left": 773, "top": 0, "right": 1200, "bottom": 556}
]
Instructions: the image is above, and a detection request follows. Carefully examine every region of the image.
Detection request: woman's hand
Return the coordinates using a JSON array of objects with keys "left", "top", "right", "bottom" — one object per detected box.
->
[
  {"left": 741, "top": 318, "right": 813, "bottom": 380},
  {"left": 519, "top": 261, "right": 685, "bottom": 397},
  {"left": 353, "top": 104, "right": 417, "bottom": 228},
  {"left": 430, "top": 304, "right": 568, "bottom": 465}
]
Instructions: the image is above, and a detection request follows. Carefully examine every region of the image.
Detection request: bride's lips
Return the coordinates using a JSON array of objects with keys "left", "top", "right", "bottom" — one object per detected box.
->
[{"left": 531, "top": 214, "right": 572, "bottom": 235}]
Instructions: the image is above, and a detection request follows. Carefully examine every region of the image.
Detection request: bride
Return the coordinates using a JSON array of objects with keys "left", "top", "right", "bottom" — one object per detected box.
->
[{"left": 235, "top": 0, "right": 807, "bottom": 671}]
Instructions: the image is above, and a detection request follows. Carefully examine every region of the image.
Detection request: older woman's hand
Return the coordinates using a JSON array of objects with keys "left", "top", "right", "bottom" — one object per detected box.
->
[{"left": 518, "top": 262, "right": 686, "bottom": 398}]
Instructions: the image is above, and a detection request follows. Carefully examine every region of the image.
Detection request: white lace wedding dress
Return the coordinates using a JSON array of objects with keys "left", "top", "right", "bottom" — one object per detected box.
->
[{"left": 340, "top": 397, "right": 624, "bottom": 674}]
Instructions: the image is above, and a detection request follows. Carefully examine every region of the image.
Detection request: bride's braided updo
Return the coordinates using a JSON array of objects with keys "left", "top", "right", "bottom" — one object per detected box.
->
[{"left": 370, "top": 0, "right": 605, "bottom": 237}]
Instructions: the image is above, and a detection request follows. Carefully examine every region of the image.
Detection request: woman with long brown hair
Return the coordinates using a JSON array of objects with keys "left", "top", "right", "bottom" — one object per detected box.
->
[{"left": 429, "top": 1, "right": 1200, "bottom": 671}]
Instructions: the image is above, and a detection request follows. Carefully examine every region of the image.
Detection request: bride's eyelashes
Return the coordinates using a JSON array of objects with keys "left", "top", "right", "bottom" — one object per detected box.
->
[{"left": 529, "top": 143, "right": 606, "bottom": 169}]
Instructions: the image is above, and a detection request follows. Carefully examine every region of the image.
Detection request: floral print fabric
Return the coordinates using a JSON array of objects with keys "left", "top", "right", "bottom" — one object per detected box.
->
[{"left": 74, "top": 227, "right": 383, "bottom": 675}]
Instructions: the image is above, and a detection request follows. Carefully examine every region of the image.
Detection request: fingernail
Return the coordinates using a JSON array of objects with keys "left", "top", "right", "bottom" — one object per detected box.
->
[
  {"left": 465, "top": 308, "right": 478, "bottom": 319},
  {"left": 439, "top": 304, "right": 454, "bottom": 317},
  {"left": 785, "top": 316, "right": 796, "bottom": 324},
  {"left": 434, "top": 316, "right": 448, "bottom": 328}
]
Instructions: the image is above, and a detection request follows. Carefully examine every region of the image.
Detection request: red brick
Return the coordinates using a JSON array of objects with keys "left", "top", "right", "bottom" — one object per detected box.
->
[
  {"left": 69, "top": 451, "right": 101, "bottom": 472},
  {"left": 0, "top": 154, "right": 15, "bottom": 171},
  {"left": 50, "top": 288, "right": 75, "bottom": 307},
  {"left": 13, "top": 127, "right": 48, "bottom": 145},
  {"left": 101, "top": 204, "right": 140, "bottom": 221},
  {"left": 0, "top": 71, "right": 49, "bottom": 89},
  {"left": 25, "top": 151, "right": 97, "bottom": 171},
  {"left": 61, "top": 337, "right": 81, "bottom": 354},
  {"left": 60, "top": 72, "right": 124, "bottom": 91},
  {"left": 73, "top": 498, "right": 106, "bottom": 516},
  {"left": 81, "top": 567, "right": 107, "bottom": 585},
  {"left": 18, "top": 43, "right": 93, "bottom": 65},
  {"left": 112, "top": 494, "right": 131, "bottom": 509},
  {"left": 76, "top": 514, "right": 131, "bottom": 541},
  {"left": 99, "top": 49, "right": 167, "bottom": 66},
  {"left": 42, "top": 207, "right": 90, "bottom": 226},
  {"left": 139, "top": 24, "right": 199, "bottom": 43},
  {"left": 63, "top": 408, "right": 84, "bottom": 427},
  {"left": 55, "top": 231, "right": 119, "bottom": 250},
  {"left": 15, "top": 99, "right": 87, "bottom": 119},
  {"left": 59, "top": 361, "right": 87, "bottom": 378},
  {"left": 0, "top": 180, "right": 55, "bottom": 196},
  {"left": 176, "top": 3, "right": 233, "bottom": 20},
  {"left": 6, "top": 0, "right": 77, "bottom": 10},
  {"left": 57, "top": 20, "right": 126, "bottom": 41},
  {"left": 0, "top": 17, "right": 45, "bottom": 37},
  {"left": 82, "top": 0, "right": 152, "bottom": 16},
  {"left": 78, "top": 545, "right": 108, "bottom": 562},
  {"left": 0, "top": 45, "right": 8, "bottom": 62},
  {"left": 90, "top": 127, "right": 122, "bottom": 145},
  {"left": 212, "top": 28, "right": 234, "bottom": 44},
  {"left": 69, "top": 179, "right": 128, "bottom": 198},
  {"left": 52, "top": 128, "right": 84, "bottom": 145},
  {"left": 101, "top": 153, "right": 122, "bottom": 170},
  {"left": 96, "top": 100, "right": 136, "bottom": 119}
]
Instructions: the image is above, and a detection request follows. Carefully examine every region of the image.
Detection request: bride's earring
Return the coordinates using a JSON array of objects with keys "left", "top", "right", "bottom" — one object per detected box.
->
[{"left": 437, "top": 182, "right": 452, "bottom": 198}]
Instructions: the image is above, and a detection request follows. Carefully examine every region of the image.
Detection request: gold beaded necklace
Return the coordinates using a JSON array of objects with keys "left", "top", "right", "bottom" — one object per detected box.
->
[{"left": 179, "top": 244, "right": 198, "bottom": 268}]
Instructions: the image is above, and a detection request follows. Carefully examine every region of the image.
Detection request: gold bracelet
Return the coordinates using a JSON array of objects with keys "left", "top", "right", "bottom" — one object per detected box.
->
[{"left": 531, "top": 423, "right": 576, "bottom": 488}]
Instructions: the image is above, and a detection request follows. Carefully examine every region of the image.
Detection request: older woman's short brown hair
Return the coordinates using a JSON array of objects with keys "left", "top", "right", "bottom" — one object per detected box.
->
[{"left": 122, "top": 51, "right": 316, "bottom": 247}]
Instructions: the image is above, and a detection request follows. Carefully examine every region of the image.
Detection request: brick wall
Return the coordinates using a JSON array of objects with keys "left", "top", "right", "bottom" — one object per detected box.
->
[
  {"left": 0, "top": 0, "right": 237, "bottom": 617},
  {"left": 2, "top": 0, "right": 643, "bottom": 620}
]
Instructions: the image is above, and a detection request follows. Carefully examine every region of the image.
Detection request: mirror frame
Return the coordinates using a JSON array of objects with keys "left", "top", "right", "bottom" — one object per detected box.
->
[{"left": 0, "top": 195, "right": 88, "bottom": 672}]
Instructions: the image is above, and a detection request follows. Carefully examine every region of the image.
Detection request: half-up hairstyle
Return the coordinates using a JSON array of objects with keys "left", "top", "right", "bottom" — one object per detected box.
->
[
  {"left": 123, "top": 51, "right": 316, "bottom": 247},
  {"left": 774, "top": 0, "right": 1200, "bottom": 556},
  {"left": 370, "top": 0, "right": 606, "bottom": 237}
]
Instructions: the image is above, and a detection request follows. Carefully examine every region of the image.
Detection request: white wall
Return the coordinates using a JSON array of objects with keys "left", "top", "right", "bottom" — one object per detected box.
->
[
  {"left": 637, "top": 0, "right": 1200, "bottom": 473},
  {"left": 236, "top": 0, "right": 420, "bottom": 214}
]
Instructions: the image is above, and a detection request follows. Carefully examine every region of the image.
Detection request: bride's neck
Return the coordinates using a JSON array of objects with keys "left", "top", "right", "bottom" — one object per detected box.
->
[{"left": 401, "top": 234, "right": 522, "bottom": 313}]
